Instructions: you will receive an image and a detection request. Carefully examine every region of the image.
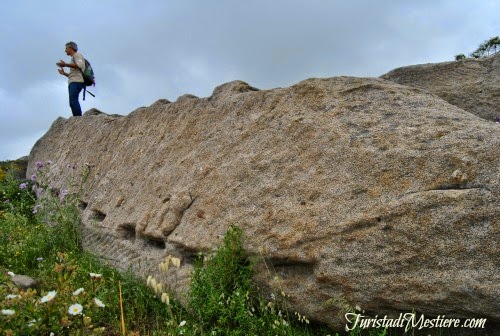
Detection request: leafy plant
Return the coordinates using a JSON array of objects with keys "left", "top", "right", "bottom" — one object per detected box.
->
[
  {"left": 188, "top": 225, "right": 322, "bottom": 335},
  {"left": 455, "top": 36, "right": 500, "bottom": 60}
]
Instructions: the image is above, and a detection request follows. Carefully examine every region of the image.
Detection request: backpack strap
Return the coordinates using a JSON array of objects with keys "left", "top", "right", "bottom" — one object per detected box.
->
[{"left": 76, "top": 57, "right": 95, "bottom": 100}]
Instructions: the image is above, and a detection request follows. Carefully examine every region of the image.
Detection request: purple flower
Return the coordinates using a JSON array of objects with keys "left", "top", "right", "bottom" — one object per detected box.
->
[
  {"left": 19, "top": 183, "right": 28, "bottom": 190},
  {"left": 33, "top": 205, "right": 41, "bottom": 214},
  {"left": 35, "top": 187, "right": 43, "bottom": 198},
  {"left": 35, "top": 162, "right": 44, "bottom": 169},
  {"left": 30, "top": 174, "right": 36, "bottom": 181},
  {"left": 60, "top": 189, "right": 69, "bottom": 202},
  {"left": 496, "top": 117, "right": 500, "bottom": 123}
]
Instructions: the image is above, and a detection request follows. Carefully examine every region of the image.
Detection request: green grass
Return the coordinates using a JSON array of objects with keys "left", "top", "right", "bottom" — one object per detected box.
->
[{"left": 0, "top": 163, "right": 181, "bottom": 335}]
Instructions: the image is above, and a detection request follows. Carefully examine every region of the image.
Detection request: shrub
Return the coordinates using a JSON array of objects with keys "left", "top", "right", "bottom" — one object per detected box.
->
[
  {"left": 188, "top": 225, "right": 318, "bottom": 335},
  {"left": 0, "top": 173, "right": 36, "bottom": 220}
]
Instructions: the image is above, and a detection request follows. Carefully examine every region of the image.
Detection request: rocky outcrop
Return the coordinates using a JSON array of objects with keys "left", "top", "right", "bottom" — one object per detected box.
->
[
  {"left": 381, "top": 53, "right": 500, "bottom": 122},
  {"left": 28, "top": 77, "right": 499, "bottom": 330}
]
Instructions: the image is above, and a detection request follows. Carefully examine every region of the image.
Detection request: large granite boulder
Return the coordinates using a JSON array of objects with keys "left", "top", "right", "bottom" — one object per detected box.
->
[
  {"left": 381, "top": 53, "right": 500, "bottom": 122},
  {"left": 28, "top": 77, "right": 499, "bottom": 330}
]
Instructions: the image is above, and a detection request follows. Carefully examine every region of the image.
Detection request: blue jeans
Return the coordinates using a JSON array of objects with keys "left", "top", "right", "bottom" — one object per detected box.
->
[{"left": 68, "top": 82, "right": 85, "bottom": 116}]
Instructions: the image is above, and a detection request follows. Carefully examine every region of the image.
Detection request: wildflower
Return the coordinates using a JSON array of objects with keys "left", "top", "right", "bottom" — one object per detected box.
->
[
  {"left": 6, "top": 294, "right": 20, "bottom": 300},
  {"left": 94, "top": 298, "right": 105, "bottom": 308},
  {"left": 179, "top": 320, "right": 186, "bottom": 327},
  {"left": 19, "top": 183, "right": 27, "bottom": 190},
  {"left": 35, "top": 187, "right": 43, "bottom": 198},
  {"left": 37, "top": 257, "right": 43, "bottom": 262},
  {"left": 35, "top": 161, "right": 44, "bottom": 169},
  {"left": 156, "top": 282, "right": 163, "bottom": 294},
  {"left": 73, "top": 288, "right": 84, "bottom": 296},
  {"left": 171, "top": 257, "right": 181, "bottom": 268},
  {"left": 67, "top": 163, "right": 71, "bottom": 169},
  {"left": 159, "top": 261, "right": 169, "bottom": 273},
  {"left": 68, "top": 303, "right": 83, "bottom": 315},
  {"left": 40, "top": 290, "right": 57, "bottom": 303},
  {"left": 2, "top": 309, "right": 15, "bottom": 315},
  {"left": 161, "top": 292, "right": 170, "bottom": 305},
  {"left": 7, "top": 271, "right": 15, "bottom": 277},
  {"left": 30, "top": 173, "right": 36, "bottom": 181},
  {"left": 60, "top": 189, "right": 68, "bottom": 202},
  {"left": 33, "top": 204, "right": 40, "bottom": 214},
  {"left": 83, "top": 316, "right": 92, "bottom": 325},
  {"left": 33, "top": 205, "right": 41, "bottom": 214},
  {"left": 89, "top": 272, "right": 102, "bottom": 279},
  {"left": 28, "top": 319, "right": 36, "bottom": 327},
  {"left": 148, "top": 277, "right": 157, "bottom": 291}
]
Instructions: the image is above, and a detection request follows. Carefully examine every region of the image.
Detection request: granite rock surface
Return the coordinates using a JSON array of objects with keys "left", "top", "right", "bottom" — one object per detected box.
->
[
  {"left": 381, "top": 53, "right": 500, "bottom": 121},
  {"left": 28, "top": 76, "right": 500, "bottom": 330}
]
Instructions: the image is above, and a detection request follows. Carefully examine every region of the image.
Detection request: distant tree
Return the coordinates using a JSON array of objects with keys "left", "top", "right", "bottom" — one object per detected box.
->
[
  {"left": 455, "top": 36, "right": 499, "bottom": 60},
  {"left": 469, "top": 36, "right": 500, "bottom": 58}
]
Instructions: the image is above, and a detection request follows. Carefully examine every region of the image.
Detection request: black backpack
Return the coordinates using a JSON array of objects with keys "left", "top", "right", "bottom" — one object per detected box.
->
[{"left": 79, "top": 58, "right": 95, "bottom": 100}]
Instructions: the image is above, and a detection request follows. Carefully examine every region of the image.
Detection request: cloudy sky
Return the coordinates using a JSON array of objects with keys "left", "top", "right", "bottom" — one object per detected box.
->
[{"left": 1, "top": 0, "right": 498, "bottom": 160}]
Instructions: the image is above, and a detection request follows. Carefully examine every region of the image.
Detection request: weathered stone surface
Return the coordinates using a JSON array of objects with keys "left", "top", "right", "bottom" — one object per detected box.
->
[
  {"left": 12, "top": 274, "right": 39, "bottom": 290},
  {"left": 381, "top": 53, "right": 500, "bottom": 122},
  {"left": 28, "top": 77, "right": 499, "bottom": 330}
]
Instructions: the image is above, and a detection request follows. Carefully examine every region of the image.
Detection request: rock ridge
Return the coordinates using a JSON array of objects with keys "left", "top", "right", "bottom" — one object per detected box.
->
[
  {"left": 28, "top": 75, "right": 499, "bottom": 331},
  {"left": 381, "top": 53, "right": 500, "bottom": 121}
]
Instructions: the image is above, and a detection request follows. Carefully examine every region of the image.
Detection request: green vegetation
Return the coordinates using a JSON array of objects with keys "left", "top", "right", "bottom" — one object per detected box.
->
[
  {"left": 0, "top": 158, "right": 28, "bottom": 181},
  {"left": 187, "top": 225, "right": 329, "bottom": 335},
  {"left": 455, "top": 36, "right": 500, "bottom": 60},
  {"left": 0, "top": 163, "right": 179, "bottom": 335}
]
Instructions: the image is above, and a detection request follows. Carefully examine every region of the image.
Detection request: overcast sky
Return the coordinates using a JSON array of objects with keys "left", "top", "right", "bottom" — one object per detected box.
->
[{"left": 1, "top": 0, "right": 498, "bottom": 160}]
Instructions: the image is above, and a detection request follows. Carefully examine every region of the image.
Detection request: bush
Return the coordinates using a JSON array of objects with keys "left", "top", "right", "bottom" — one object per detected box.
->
[
  {"left": 188, "top": 225, "right": 320, "bottom": 335},
  {"left": 0, "top": 173, "right": 36, "bottom": 220}
]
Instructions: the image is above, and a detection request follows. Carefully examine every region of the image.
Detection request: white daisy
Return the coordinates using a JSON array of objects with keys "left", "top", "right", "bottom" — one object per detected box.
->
[
  {"left": 94, "top": 297, "right": 105, "bottom": 308},
  {"left": 89, "top": 272, "right": 102, "bottom": 279},
  {"left": 72, "top": 288, "right": 84, "bottom": 296},
  {"left": 2, "top": 309, "right": 15, "bottom": 315},
  {"left": 40, "top": 290, "right": 57, "bottom": 303},
  {"left": 68, "top": 303, "right": 83, "bottom": 315},
  {"left": 6, "top": 294, "right": 20, "bottom": 300}
]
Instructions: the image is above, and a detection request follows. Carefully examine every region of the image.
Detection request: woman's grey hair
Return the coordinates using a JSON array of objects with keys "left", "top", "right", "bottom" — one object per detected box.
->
[{"left": 65, "top": 41, "right": 78, "bottom": 51}]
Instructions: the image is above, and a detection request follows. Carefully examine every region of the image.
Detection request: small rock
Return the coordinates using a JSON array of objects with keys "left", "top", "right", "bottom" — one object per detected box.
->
[{"left": 12, "top": 275, "right": 39, "bottom": 290}]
